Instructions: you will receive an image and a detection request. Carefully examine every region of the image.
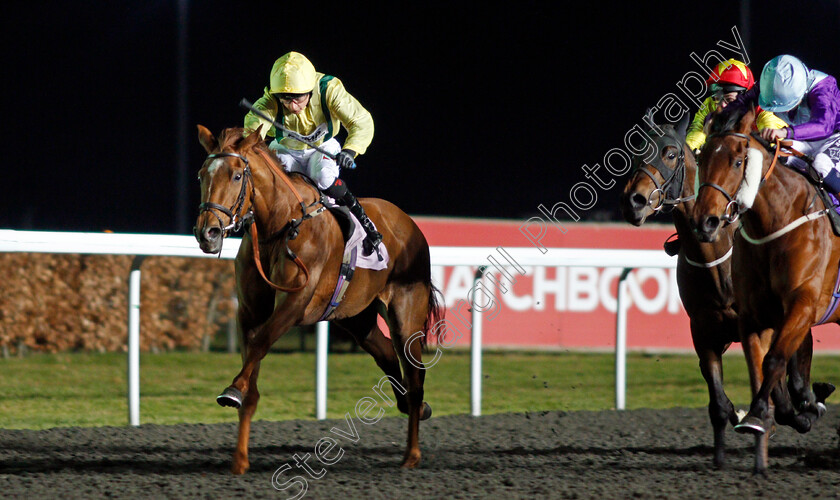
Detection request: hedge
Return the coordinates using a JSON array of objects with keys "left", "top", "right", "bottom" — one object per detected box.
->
[{"left": 0, "top": 254, "right": 236, "bottom": 355}]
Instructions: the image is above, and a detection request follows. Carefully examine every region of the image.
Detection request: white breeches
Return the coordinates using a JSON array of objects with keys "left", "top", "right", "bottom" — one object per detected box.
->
[
  {"left": 785, "top": 133, "right": 840, "bottom": 176},
  {"left": 270, "top": 138, "right": 342, "bottom": 190}
]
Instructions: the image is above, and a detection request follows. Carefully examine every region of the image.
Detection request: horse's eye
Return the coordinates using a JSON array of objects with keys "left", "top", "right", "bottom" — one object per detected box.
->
[
  {"left": 234, "top": 173, "right": 242, "bottom": 181},
  {"left": 668, "top": 153, "right": 676, "bottom": 160},
  {"left": 734, "top": 159, "right": 743, "bottom": 168}
]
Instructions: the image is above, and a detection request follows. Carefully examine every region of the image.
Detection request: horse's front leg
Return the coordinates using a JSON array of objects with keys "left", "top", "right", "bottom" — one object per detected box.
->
[
  {"left": 737, "top": 297, "right": 815, "bottom": 473},
  {"left": 741, "top": 310, "right": 815, "bottom": 430},
  {"left": 733, "top": 325, "right": 773, "bottom": 473},
  {"left": 231, "top": 361, "right": 261, "bottom": 474},
  {"left": 690, "top": 317, "right": 735, "bottom": 468},
  {"left": 219, "top": 303, "right": 297, "bottom": 475}
]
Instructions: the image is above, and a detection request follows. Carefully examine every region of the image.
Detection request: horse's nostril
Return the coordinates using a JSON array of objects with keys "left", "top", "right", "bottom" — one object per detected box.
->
[
  {"left": 702, "top": 216, "right": 720, "bottom": 233},
  {"left": 204, "top": 227, "right": 222, "bottom": 241},
  {"left": 630, "top": 193, "right": 647, "bottom": 209}
]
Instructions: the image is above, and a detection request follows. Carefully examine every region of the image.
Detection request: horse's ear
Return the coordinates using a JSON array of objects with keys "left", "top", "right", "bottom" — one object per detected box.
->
[
  {"left": 675, "top": 112, "right": 690, "bottom": 140},
  {"left": 241, "top": 125, "right": 265, "bottom": 150},
  {"left": 735, "top": 104, "right": 757, "bottom": 134},
  {"left": 643, "top": 107, "right": 658, "bottom": 132},
  {"left": 703, "top": 111, "right": 716, "bottom": 135},
  {"left": 197, "top": 125, "right": 218, "bottom": 153}
]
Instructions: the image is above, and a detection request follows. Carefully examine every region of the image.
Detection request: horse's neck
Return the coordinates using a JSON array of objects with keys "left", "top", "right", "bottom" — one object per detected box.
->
[
  {"left": 745, "top": 163, "right": 811, "bottom": 238},
  {"left": 252, "top": 168, "right": 320, "bottom": 236}
]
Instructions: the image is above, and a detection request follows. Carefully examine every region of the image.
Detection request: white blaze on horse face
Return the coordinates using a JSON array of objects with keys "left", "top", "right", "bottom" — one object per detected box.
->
[
  {"left": 205, "top": 157, "right": 226, "bottom": 193},
  {"left": 207, "top": 157, "right": 225, "bottom": 177},
  {"left": 735, "top": 147, "right": 764, "bottom": 210}
]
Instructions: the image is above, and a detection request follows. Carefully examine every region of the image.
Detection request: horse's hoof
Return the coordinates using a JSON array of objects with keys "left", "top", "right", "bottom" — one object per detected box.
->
[
  {"left": 217, "top": 387, "right": 243, "bottom": 408},
  {"left": 734, "top": 416, "right": 766, "bottom": 435},
  {"left": 231, "top": 461, "right": 249, "bottom": 475},
  {"left": 400, "top": 450, "right": 421, "bottom": 469},
  {"left": 421, "top": 402, "right": 432, "bottom": 421},
  {"left": 791, "top": 415, "right": 812, "bottom": 434},
  {"left": 814, "top": 382, "right": 836, "bottom": 403}
]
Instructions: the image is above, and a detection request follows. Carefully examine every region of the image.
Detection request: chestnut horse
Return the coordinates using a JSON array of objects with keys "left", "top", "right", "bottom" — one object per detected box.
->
[
  {"left": 620, "top": 117, "right": 819, "bottom": 468},
  {"left": 194, "top": 125, "right": 442, "bottom": 474},
  {"left": 691, "top": 106, "right": 835, "bottom": 473}
]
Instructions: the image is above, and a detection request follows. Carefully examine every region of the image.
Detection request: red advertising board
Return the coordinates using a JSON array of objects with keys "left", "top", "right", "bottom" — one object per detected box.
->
[{"left": 409, "top": 216, "right": 840, "bottom": 352}]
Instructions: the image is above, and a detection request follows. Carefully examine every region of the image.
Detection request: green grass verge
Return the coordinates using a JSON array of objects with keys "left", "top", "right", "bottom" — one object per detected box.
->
[{"left": 2, "top": 350, "right": 839, "bottom": 430}]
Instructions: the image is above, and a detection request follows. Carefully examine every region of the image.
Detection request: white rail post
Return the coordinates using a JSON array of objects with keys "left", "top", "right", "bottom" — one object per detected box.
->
[
  {"left": 127, "top": 256, "right": 146, "bottom": 427},
  {"left": 615, "top": 268, "right": 632, "bottom": 410},
  {"left": 315, "top": 321, "right": 329, "bottom": 420},
  {"left": 470, "top": 266, "right": 484, "bottom": 417}
]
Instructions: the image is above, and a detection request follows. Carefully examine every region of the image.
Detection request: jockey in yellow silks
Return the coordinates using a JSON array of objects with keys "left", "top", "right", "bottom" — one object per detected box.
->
[
  {"left": 244, "top": 52, "right": 381, "bottom": 258},
  {"left": 685, "top": 59, "right": 787, "bottom": 153}
]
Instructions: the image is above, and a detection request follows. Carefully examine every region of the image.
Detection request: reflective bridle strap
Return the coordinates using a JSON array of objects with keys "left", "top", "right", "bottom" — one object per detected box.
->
[{"left": 684, "top": 245, "right": 733, "bottom": 268}]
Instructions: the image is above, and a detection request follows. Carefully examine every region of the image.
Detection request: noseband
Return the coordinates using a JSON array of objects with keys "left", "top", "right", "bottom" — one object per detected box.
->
[{"left": 631, "top": 131, "right": 693, "bottom": 212}]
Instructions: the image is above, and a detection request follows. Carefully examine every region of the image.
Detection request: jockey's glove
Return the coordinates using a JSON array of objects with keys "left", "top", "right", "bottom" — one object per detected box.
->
[{"left": 336, "top": 149, "right": 357, "bottom": 169}]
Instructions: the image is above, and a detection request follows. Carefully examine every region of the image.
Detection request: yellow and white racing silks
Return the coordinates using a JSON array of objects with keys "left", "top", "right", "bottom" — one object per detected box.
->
[
  {"left": 685, "top": 96, "right": 787, "bottom": 151},
  {"left": 244, "top": 73, "right": 374, "bottom": 156}
]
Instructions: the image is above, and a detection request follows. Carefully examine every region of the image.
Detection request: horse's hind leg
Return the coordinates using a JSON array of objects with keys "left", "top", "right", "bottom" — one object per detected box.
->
[
  {"left": 385, "top": 283, "right": 432, "bottom": 469},
  {"left": 333, "top": 302, "right": 411, "bottom": 414},
  {"left": 787, "top": 331, "right": 834, "bottom": 414}
]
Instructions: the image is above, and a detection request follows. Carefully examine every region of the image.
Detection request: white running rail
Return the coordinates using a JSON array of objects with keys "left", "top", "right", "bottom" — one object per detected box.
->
[{"left": 0, "top": 229, "right": 678, "bottom": 424}]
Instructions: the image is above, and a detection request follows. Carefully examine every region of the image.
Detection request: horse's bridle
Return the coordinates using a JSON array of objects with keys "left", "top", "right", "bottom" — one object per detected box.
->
[
  {"left": 631, "top": 130, "right": 693, "bottom": 212},
  {"left": 696, "top": 131, "right": 753, "bottom": 225},
  {"left": 198, "top": 152, "right": 255, "bottom": 239},
  {"left": 198, "top": 148, "right": 328, "bottom": 292}
]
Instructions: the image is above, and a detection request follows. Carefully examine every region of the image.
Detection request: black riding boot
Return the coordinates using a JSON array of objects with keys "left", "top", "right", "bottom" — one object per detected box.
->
[{"left": 324, "top": 179, "right": 383, "bottom": 259}]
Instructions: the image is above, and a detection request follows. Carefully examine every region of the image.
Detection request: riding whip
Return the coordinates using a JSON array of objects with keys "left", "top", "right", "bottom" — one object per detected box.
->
[{"left": 239, "top": 98, "right": 357, "bottom": 169}]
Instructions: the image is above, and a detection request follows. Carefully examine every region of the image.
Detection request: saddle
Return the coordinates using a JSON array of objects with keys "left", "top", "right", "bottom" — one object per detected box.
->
[
  {"left": 325, "top": 205, "right": 356, "bottom": 243},
  {"left": 815, "top": 185, "right": 840, "bottom": 237}
]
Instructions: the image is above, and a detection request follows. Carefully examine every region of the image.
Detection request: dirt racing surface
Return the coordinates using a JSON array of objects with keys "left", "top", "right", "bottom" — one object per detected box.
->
[{"left": 1, "top": 406, "right": 839, "bottom": 499}]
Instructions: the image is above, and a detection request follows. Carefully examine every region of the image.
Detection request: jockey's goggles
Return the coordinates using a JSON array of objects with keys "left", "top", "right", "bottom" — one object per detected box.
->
[{"left": 275, "top": 92, "right": 311, "bottom": 104}]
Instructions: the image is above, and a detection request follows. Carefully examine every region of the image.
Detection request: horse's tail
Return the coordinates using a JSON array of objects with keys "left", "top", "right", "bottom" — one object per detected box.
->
[{"left": 421, "top": 283, "right": 445, "bottom": 347}]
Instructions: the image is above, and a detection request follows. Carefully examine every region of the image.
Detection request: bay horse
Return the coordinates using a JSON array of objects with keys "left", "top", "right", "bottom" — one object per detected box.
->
[
  {"left": 193, "top": 125, "right": 442, "bottom": 474},
  {"left": 620, "top": 116, "right": 818, "bottom": 468},
  {"left": 691, "top": 106, "right": 835, "bottom": 473}
]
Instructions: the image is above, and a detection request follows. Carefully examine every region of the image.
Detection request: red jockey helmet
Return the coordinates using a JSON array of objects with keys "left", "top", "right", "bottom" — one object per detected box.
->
[{"left": 706, "top": 59, "right": 755, "bottom": 93}]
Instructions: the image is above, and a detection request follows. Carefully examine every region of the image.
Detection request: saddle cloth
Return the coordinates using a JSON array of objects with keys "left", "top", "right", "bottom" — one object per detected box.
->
[{"left": 324, "top": 201, "right": 389, "bottom": 271}]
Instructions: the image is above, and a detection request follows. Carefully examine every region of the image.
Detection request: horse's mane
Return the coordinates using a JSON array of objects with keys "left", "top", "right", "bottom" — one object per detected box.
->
[
  {"left": 708, "top": 104, "right": 751, "bottom": 136},
  {"left": 217, "top": 127, "right": 250, "bottom": 152},
  {"left": 215, "top": 127, "right": 311, "bottom": 183}
]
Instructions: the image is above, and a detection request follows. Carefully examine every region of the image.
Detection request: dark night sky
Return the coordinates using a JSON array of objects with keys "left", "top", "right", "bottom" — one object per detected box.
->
[{"left": 2, "top": 1, "right": 839, "bottom": 235}]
